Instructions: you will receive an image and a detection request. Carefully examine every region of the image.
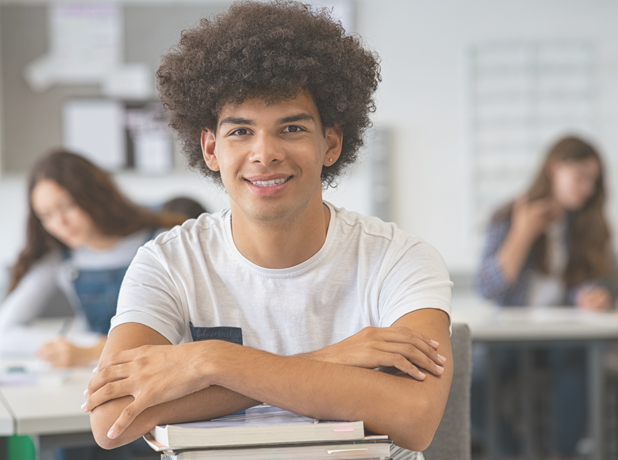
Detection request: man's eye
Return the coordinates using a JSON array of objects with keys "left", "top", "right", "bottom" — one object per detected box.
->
[
  {"left": 284, "top": 125, "right": 303, "bottom": 133},
  {"left": 231, "top": 128, "right": 249, "bottom": 136}
]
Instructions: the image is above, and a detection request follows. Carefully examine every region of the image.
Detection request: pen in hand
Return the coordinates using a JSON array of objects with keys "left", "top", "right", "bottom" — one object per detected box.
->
[{"left": 58, "top": 318, "right": 73, "bottom": 338}]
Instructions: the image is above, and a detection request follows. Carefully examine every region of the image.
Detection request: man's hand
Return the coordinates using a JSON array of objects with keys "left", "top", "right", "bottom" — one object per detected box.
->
[
  {"left": 83, "top": 341, "right": 217, "bottom": 439},
  {"left": 296, "top": 326, "right": 446, "bottom": 380},
  {"left": 37, "top": 338, "right": 105, "bottom": 368},
  {"left": 576, "top": 285, "right": 612, "bottom": 311}
]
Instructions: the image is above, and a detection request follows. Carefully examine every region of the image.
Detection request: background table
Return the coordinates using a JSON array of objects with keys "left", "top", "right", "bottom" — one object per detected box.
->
[
  {"left": 0, "top": 359, "right": 95, "bottom": 460},
  {"left": 452, "top": 304, "right": 618, "bottom": 460},
  {"left": 0, "top": 393, "right": 13, "bottom": 437}
]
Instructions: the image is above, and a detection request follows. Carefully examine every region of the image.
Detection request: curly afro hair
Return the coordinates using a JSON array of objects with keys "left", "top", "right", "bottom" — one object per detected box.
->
[{"left": 157, "top": 0, "right": 381, "bottom": 187}]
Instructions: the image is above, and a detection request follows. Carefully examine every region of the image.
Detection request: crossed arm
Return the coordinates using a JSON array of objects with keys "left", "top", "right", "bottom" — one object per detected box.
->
[{"left": 86, "top": 308, "right": 452, "bottom": 452}]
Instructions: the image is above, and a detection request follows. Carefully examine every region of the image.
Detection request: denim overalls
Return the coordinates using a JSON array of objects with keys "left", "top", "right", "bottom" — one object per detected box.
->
[
  {"left": 63, "top": 230, "right": 157, "bottom": 335},
  {"left": 56, "top": 230, "right": 156, "bottom": 460},
  {"left": 70, "top": 264, "right": 129, "bottom": 335},
  {"left": 57, "top": 262, "right": 131, "bottom": 460}
]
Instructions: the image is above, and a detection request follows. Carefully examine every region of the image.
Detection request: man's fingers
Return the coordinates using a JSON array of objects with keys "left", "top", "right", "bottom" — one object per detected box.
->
[
  {"left": 380, "top": 327, "right": 440, "bottom": 350},
  {"left": 402, "top": 337, "right": 446, "bottom": 366},
  {"left": 384, "top": 353, "right": 426, "bottom": 380},
  {"left": 403, "top": 344, "right": 445, "bottom": 376},
  {"left": 98, "top": 348, "right": 140, "bottom": 371},
  {"left": 410, "top": 337, "right": 446, "bottom": 364},
  {"left": 107, "top": 400, "right": 146, "bottom": 440},
  {"left": 84, "top": 377, "right": 133, "bottom": 412},
  {"left": 378, "top": 343, "right": 445, "bottom": 376},
  {"left": 88, "top": 362, "right": 133, "bottom": 395}
]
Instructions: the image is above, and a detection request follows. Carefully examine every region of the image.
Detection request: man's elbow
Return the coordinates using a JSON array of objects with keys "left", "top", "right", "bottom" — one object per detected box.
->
[
  {"left": 389, "top": 396, "right": 443, "bottom": 452},
  {"left": 90, "top": 408, "right": 119, "bottom": 449},
  {"left": 89, "top": 397, "right": 135, "bottom": 450}
]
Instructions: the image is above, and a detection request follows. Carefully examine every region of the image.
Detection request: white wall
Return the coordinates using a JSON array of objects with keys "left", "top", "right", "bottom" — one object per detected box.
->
[
  {"left": 355, "top": 0, "right": 618, "bottom": 272},
  {"left": 2, "top": 0, "right": 618, "bottom": 283}
]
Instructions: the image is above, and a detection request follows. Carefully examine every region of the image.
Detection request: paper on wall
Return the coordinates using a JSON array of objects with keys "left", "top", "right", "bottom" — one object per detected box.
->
[
  {"left": 126, "top": 104, "right": 173, "bottom": 174},
  {"left": 62, "top": 99, "right": 126, "bottom": 171}
]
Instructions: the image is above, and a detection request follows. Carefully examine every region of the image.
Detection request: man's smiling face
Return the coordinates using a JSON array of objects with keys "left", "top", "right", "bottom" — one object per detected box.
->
[{"left": 201, "top": 91, "right": 342, "bottom": 224}]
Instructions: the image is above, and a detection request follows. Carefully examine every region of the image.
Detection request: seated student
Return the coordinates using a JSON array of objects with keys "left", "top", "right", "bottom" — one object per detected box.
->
[
  {"left": 83, "top": 1, "right": 454, "bottom": 455},
  {"left": 162, "top": 196, "right": 207, "bottom": 220},
  {"left": 0, "top": 149, "right": 184, "bottom": 367},
  {"left": 475, "top": 136, "right": 613, "bottom": 458}
]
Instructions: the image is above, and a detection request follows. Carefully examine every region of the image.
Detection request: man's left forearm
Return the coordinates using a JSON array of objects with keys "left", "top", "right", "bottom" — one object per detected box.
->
[{"left": 204, "top": 335, "right": 451, "bottom": 450}]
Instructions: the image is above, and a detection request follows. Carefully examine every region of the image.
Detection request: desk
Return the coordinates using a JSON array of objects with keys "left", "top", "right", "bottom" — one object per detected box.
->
[
  {"left": 0, "top": 393, "right": 13, "bottom": 436},
  {"left": 0, "top": 359, "right": 95, "bottom": 459},
  {"left": 453, "top": 304, "right": 618, "bottom": 460}
]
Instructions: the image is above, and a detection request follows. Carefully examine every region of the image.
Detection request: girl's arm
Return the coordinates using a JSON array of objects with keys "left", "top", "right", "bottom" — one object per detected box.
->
[
  {"left": 0, "top": 252, "right": 63, "bottom": 353},
  {"left": 477, "top": 197, "right": 560, "bottom": 301}
]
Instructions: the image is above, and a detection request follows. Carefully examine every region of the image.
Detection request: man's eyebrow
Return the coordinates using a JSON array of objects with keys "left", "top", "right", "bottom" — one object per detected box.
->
[
  {"left": 219, "top": 117, "right": 255, "bottom": 127},
  {"left": 277, "top": 113, "right": 315, "bottom": 124}
]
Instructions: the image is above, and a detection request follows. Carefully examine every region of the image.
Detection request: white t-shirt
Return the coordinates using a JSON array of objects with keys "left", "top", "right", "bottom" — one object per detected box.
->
[{"left": 112, "top": 203, "right": 452, "bottom": 355}]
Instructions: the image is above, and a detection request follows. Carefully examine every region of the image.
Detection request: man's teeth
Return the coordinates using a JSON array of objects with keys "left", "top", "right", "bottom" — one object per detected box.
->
[{"left": 251, "top": 178, "right": 288, "bottom": 187}]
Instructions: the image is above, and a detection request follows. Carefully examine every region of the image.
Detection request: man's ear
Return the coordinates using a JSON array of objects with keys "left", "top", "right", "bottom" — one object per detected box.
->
[
  {"left": 323, "top": 125, "right": 343, "bottom": 167},
  {"left": 201, "top": 129, "right": 220, "bottom": 172}
]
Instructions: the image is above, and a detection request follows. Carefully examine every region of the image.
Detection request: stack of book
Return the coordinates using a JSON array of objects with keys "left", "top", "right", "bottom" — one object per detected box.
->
[{"left": 144, "top": 405, "right": 392, "bottom": 460}]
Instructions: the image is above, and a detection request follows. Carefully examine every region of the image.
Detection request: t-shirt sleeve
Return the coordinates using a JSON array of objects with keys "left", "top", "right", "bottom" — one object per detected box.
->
[
  {"left": 378, "top": 239, "right": 452, "bottom": 330},
  {"left": 111, "top": 244, "right": 186, "bottom": 344}
]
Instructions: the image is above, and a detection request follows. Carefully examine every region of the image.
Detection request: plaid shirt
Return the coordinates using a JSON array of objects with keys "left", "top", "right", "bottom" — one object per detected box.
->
[{"left": 475, "top": 217, "right": 601, "bottom": 306}]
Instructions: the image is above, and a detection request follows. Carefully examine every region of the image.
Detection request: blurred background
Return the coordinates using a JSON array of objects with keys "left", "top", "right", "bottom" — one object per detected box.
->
[{"left": 2, "top": 0, "right": 618, "bottom": 294}]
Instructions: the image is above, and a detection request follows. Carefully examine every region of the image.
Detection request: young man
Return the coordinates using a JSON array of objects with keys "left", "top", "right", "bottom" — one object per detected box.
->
[{"left": 84, "top": 1, "right": 453, "bottom": 454}]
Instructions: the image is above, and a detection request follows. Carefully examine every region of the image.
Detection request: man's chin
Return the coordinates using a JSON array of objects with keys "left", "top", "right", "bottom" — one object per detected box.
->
[{"left": 244, "top": 199, "right": 309, "bottom": 225}]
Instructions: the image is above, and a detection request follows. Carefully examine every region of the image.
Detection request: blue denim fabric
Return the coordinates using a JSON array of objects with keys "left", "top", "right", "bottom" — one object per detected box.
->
[
  {"left": 471, "top": 345, "right": 587, "bottom": 458},
  {"left": 72, "top": 266, "right": 129, "bottom": 335},
  {"left": 57, "top": 231, "right": 157, "bottom": 460},
  {"left": 471, "top": 345, "right": 523, "bottom": 457},
  {"left": 63, "top": 229, "right": 157, "bottom": 335},
  {"left": 547, "top": 346, "right": 587, "bottom": 456}
]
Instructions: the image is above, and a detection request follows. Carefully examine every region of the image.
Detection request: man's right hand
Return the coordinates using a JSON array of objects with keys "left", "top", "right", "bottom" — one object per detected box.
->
[{"left": 296, "top": 326, "right": 446, "bottom": 380}]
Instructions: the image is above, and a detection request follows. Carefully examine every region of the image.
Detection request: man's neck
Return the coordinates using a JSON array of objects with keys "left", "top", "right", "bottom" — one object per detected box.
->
[{"left": 229, "top": 198, "right": 330, "bottom": 269}]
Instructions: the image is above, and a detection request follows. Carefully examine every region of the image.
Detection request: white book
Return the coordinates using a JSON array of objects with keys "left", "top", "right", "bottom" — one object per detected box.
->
[
  {"left": 150, "top": 405, "right": 365, "bottom": 450},
  {"left": 156, "top": 439, "right": 392, "bottom": 460}
]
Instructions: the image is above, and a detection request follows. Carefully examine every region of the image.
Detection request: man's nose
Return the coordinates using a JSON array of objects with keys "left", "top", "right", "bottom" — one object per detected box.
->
[{"left": 249, "top": 133, "right": 284, "bottom": 165}]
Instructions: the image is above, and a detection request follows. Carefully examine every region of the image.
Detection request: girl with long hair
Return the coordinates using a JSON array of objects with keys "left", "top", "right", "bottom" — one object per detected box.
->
[
  {"left": 475, "top": 136, "right": 613, "bottom": 458},
  {"left": 0, "top": 149, "right": 184, "bottom": 368},
  {"left": 478, "top": 136, "right": 612, "bottom": 309}
]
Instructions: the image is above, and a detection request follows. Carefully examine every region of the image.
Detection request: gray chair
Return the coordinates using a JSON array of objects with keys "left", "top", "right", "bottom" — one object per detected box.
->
[{"left": 423, "top": 323, "right": 472, "bottom": 460}]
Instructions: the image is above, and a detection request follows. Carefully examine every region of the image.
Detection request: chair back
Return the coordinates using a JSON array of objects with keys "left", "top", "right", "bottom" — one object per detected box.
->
[{"left": 423, "top": 323, "right": 471, "bottom": 460}]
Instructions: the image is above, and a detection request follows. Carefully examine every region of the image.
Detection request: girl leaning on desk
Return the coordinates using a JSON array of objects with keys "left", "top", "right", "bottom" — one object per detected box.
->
[
  {"left": 0, "top": 149, "right": 185, "bottom": 368},
  {"left": 475, "top": 136, "right": 614, "bottom": 459}
]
